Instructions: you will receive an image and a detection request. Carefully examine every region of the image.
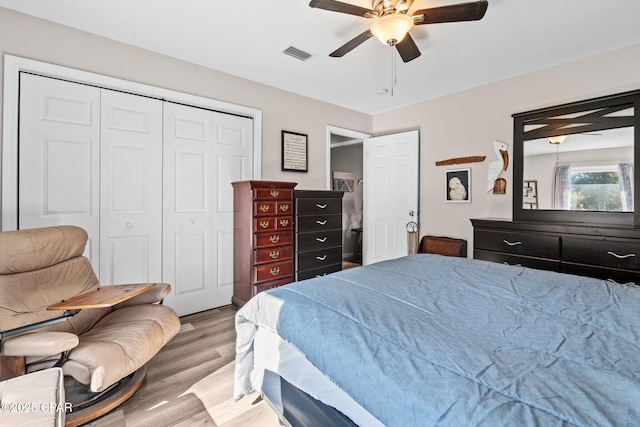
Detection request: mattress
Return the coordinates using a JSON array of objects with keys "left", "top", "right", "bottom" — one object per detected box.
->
[{"left": 235, "top": 254, "right": 640, "bottom": 426}]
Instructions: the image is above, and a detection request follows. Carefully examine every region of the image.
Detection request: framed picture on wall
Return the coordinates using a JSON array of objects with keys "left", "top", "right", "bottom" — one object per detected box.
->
[
  {"left": 281, "top": 130, "right": 308, "bottom": 172},
  {"left": 446, "top": 168, "right": 471, "bottom": 203},
  {"left": 523, "top": 179, "right": 538, "bottom": 209},
  {"left": 332, "top": 171, "right": 354, "bottom": 192}
]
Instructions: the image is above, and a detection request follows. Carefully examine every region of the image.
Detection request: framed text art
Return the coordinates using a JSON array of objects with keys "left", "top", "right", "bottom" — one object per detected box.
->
[
  {"left": 446, "top": 168, "right": 471, "bottom": 203},
  {"left": 281, "top": 131, "right": 308, "bottom": 172}
]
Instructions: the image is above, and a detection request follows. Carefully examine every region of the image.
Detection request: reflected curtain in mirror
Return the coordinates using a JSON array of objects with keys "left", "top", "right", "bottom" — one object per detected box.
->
[
  {"left": 619, "top": 163, "right": 634, "bottom": 211},
  {"left": 552, "top": 165, "right": 570, "bottom": 210}
]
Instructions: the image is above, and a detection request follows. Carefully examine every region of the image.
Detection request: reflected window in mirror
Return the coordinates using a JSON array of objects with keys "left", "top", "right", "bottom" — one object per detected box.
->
[
  {"left": 513, "top": 90, "right": 640, "bottom": 226},
  {"left": 523, "top": 127, "right": 634, "bottom": 212}
]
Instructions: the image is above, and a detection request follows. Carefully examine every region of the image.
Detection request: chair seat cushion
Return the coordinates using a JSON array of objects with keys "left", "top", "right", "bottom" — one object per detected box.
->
[
  {"left": 0, "top": 367, "right": 65, "bottom": 426},
  {"left": 63, "top": 304, "right": 180, "bottom": 392}
]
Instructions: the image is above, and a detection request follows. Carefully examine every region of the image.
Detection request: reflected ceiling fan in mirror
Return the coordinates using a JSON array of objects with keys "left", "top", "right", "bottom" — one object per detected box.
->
[{"left": 309, "top": 0, "right": 489, "bottom": 63}]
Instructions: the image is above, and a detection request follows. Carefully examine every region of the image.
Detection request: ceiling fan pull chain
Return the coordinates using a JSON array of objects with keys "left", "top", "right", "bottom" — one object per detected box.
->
[{"left": 390, "top": 46, "right": 396, "bottom": 96}]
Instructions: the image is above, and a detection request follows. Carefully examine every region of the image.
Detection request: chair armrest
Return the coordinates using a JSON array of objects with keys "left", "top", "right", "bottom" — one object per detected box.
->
[
  {"left": 1, "top": 332, "right": 79, "bottom": 357},
  {"left": 113, "top": 283, "right": 172, "bottom": 308}
]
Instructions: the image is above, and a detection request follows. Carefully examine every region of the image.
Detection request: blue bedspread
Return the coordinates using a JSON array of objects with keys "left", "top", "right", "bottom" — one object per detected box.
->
[{"left": 235, "top": 255, "right": 640, "bottom": 426}]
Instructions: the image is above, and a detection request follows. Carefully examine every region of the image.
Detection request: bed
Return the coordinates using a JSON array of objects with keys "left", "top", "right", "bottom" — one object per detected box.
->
[{"left": 233, "top": 254, "right": 640, "bottom": 426}]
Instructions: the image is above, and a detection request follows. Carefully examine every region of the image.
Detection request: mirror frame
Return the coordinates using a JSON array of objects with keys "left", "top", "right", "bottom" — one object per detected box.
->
[{"left": 513, "top": 89, "right": 640, "bottom": 226}]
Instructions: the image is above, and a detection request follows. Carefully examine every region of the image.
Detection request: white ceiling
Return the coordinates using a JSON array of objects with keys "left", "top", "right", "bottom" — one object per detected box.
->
[{"left": 2, "top": 0, "right": 640, "bottom": 115}]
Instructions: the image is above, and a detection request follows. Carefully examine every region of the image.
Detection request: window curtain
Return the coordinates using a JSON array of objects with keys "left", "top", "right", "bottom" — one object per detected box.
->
[
  {"left": 618, "top": 163, "right": 634, "bottom": 212},
  {"left": 553, "top": 165, "right": 571, "bottom": 210}
]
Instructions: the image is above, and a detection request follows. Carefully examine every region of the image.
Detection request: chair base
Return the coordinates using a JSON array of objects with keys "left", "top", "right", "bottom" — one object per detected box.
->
[{"left": 64, "top": 366, "right": 147, "bottom": 427}]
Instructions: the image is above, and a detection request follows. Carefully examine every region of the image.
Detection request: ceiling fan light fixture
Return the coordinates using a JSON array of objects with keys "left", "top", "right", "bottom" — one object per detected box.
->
[
  {"left": 548, "top": 135, "right": 568, "bottom": 144},
  {"left": 370, "top": 14, "right": 414, "bottom": 46}
]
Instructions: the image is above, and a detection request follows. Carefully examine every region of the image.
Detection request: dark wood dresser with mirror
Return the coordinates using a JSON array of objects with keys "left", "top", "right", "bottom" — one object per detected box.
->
[
  {"left": 473, "top": 89, "right": 640, "bottom": 285},
  {"left": 294, "top": 190, "right": 344, "bottom": 281}
]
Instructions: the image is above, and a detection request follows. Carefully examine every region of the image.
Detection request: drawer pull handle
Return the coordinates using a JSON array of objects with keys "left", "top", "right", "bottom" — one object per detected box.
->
[
  {"left": 316, "top": 203, "right": 327, "bottom": 209},
  {"left": 259, "top": 220, "right": 270, "bottom": 228},
  {"left": 280, "top": 219, "right": 289, "bottom": 227},
  {"left": 315, "top": 273, "right": 328, "bottom": 277},
  {"left": 316, "top": 237, "right": 328, "bottom": 243},
  {"left": 269, "top": 235, "right": 280, "bottom": 243},
  {"left": 280, "top": 204, "right": 290, "bottom": 212},
  {"left": 269, "top": 251, "right": 280, "bottom": 259},
  {"left": 607, "top": 251, "right": 636, "bottom": 259},
  {"left": 316, "top": 220, "right": 328, "bottom": 226},
  {"left": 270, "top": 267, "right": 280, "bottom": 276},
  {"left": 316, "top": 255, "right": 327, "bottom": 261},
  {"left": 502, "top": 262, "right": 522, "bottom": 267},
  {"left": 270, "top": 190, "right": 280, "bottom": 198},
  {"left": 503, "top": 240, "right": 522, "bottom": 246},
  {"left": 607, "top": 279, "right": 635, "bottom": 286},
  {"left": 260, "top": 205, "right": 270, "bottom": 212}
]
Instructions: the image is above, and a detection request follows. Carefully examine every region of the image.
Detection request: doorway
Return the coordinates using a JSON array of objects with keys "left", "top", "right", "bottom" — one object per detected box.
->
[
  {"left": 328, "top": 127, "right": 420, "bottom": 267},
  {"left": 327, "top": 126, "right": 371, "bottom": 265}
]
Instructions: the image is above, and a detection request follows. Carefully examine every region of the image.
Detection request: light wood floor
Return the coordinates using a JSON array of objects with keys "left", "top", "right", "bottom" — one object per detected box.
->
[{"left": 86, "top": 306, "right": 280, "bottom": 427}]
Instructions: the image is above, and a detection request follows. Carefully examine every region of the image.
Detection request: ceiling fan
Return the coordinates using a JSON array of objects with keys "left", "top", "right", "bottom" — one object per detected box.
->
[{"left": 309, "top": 0, "right": 488, "bottom": 63}]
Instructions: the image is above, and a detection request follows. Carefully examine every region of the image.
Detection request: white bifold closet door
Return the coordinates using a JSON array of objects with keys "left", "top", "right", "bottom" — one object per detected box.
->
[
  {"left": 18, "top": 73, "right": 253, "bottom": 314},
  {"left": 162, "top": 102, "right": 252, "bottom": 315},
  {"left": 99, "top": 89, "right": 164, "bottom": 285},
  {"left": 19, "top": 73, "right": 102, "bottom": 268}
]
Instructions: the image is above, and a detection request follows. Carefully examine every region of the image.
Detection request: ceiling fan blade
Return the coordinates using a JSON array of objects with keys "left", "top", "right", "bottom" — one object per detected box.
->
[
  {"left": 395, "top": 33, "right": 421, "bottom": 63},
  {"left": 413, "top": 0, "right": 488, "bottom": 25},
  {"left": 309, "top": 0, "right": 376, "bottom": 18},
  {"left": 330, "top": 30, "right": 373, "bottom": 57}
]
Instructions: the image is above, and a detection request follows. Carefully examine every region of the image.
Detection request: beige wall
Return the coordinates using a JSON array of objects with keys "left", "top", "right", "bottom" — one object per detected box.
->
[
  {"left": 372, "top": 43, "right": 640, "bottom": 249},
  {"left": 0, "top": 7, "right": 372, "bottom": 199},
  {"left": 3, "top": 7, "right": 640, "bottom": 253}
]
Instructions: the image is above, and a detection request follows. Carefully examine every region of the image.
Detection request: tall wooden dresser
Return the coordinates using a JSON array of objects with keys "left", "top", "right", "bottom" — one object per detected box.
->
[
  {"left": 294, "top": 190, "right": 344, "bottom": 281},
  {"left": 232, "top": 181, "right": 297, "bottom": 308}
]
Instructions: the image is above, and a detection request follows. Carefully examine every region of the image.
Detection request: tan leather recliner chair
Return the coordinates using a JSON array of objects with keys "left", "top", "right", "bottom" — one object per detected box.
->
[{"left": 0, "top": 226, "right": 181, "bottom": 422}]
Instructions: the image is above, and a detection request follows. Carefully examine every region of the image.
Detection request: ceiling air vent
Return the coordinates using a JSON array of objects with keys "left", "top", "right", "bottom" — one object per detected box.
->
[{"left": 282, "top": 46, "right": 312, "bottom": 62}]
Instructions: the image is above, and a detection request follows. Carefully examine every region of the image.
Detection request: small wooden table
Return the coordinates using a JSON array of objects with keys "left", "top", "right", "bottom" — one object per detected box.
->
[{"left": 47, "top": 283, "right": 158, "bottom": 310}]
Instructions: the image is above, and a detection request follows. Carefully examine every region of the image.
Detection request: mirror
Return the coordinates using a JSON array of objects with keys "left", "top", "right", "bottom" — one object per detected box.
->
[{"left": 513, "top": 90, "right": 640, "bottom": 226}]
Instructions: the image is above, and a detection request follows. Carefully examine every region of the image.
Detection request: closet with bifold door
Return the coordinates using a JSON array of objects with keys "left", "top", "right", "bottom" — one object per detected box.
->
[{"left": 18, "top": 72, "right": 254, "bottom": 315}]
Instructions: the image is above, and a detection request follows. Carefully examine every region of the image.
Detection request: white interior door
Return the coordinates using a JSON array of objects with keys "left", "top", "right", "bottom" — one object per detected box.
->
[
  {"left": 99, "top": 89, "right": 163, "bottom": 284},
  {"left": 18, "top": 73, "right": 101, "bottom": 266},
  {"left": 362, "top": 130, "right": 419, "bottom": 265},
  {"left": 162, "top": 102, "right": 253, "bottom": 315}
]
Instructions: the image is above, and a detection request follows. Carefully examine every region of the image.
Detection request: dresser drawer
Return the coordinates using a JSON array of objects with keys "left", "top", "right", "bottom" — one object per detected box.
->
[
  {"left": 474, "top": 249, "right": 560, "bottom": 272},
  {"left": 254, "top": 188, "right": 293, "bottom": 201},
  {"left": 254, "top": 276, "right": 294, "bottom": 294},
  {"left": 254, "top": 201, "right": 293, "bottom": 217},
  {"left": 296, "top": 214, "right": 342, "bottom": 232},
  {"left": 297, "top": 263, "right": 342, "bottom": 281},
  {"left": 255, "top": 231, "right": 293, "bottom": 248},
  {"left": 297, "top": 247, "right": 343, "bottom": 271},
  {"left": 255, "top": 246, "right": 293, "bottom": 265},
  {"left": 254, "top": 261, "right": 293, "bottom": 284},
  {"left": 253, "top": 216, "right": 293, "bottom": 232},
  {"left": 561, "top": 262, "right": 640, "bottom": 286},
  {"left": 562, "top": 237, "right": 640, "bottom": 271},
  {"left": 296, "top": 198, "right": 342, "bottom": 215},
  {"left": 296, "top": 229, "right": 342, "bottom": 252},
  {"left": 474, "top": 230, "right": 559, "bottom": 259}
]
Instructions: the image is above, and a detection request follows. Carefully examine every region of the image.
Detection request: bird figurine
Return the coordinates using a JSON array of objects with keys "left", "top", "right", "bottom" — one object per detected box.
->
[{"left": 487, "top": 140, "right": 509, "bottom": 193}]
